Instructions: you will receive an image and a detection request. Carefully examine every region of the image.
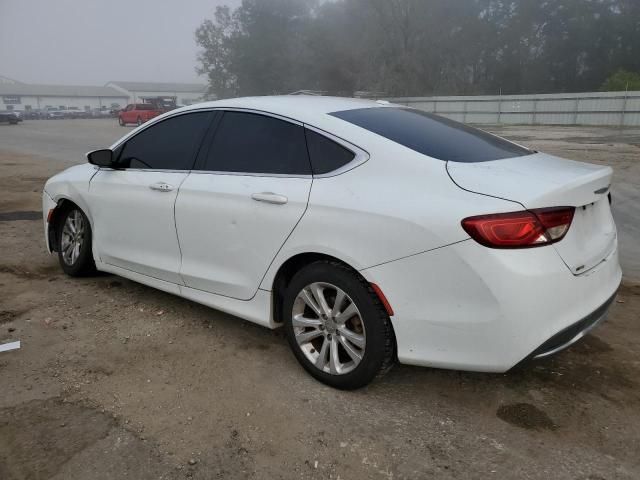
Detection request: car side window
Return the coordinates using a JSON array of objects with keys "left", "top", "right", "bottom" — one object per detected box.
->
[
  {"left": 201, "top": 111, "right": 311, "bottom": 175},
  {"left": 117, "top": 112, "right": 213, "bottom": 170},
  {"left": 304, "top": 129, "right": 356, "bottom": 175}
]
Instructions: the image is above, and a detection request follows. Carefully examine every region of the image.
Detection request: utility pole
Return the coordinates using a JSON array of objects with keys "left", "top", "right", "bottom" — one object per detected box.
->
[{"left": 620, "top": 82, "right": 629, "bottom": 127}]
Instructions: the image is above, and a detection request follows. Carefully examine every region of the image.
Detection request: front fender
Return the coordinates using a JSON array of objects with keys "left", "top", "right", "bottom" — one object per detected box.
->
[{"left": 43, "top": 163, "right": 98, "bottom": 252}]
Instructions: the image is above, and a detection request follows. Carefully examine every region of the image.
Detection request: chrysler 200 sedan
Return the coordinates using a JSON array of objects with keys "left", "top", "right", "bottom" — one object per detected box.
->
[{"left": 42, "top": 96, "right": 621, "bottom": 389}]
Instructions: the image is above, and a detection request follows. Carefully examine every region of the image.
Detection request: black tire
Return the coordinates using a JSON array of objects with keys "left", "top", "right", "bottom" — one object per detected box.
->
[
  {"left": 56, "top": 206, "right": 97, "bottom": 277},
  {"left": 118, "top": 116, "right": 125, "bottom": 126},
  {"left": 136, "top": 117, "right": 142, "bottom": 126},
  {"left": 283, "top": 261, "right": 395, "bottom": 389}
]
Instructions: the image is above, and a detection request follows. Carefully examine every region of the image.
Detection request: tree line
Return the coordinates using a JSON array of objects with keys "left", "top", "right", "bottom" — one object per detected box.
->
[{"left": 195, "top": 0, "right": 640, "bottom": 99}]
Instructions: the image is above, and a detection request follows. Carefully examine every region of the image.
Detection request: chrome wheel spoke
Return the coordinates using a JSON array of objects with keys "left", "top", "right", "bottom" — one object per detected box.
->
[
  {"left": 292, "top": 314, "right": 322, "bottom": 328},
  {"left": 337, "top": 326, "right": 365, "bottom": 348},
  {"left": 315, "top": 338, "right": 329, "bottom": 369},
  {"left": 329, "top": 337, "right": 340, "bottom": 374},
  {"left": 295, "top": 328, "right": 323, "bottom": 345},
  {"left": 335, "top": 302, "right": 357, "bottom": 324},
  {"left": 300, "top": 288, "right": 323, "bottom": 317},
  {"left": 310, "top": 283, "right": 332, "bottom": 316},
  {"left": 331, "top": 289, "right": 346, "bottom": 318},
  {"left": 338, "top": 334, "right": 362, "bottom": 363}
]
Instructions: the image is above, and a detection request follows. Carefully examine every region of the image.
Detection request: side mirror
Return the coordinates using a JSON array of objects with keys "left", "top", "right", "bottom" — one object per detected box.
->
[{"left": 87, "top": 149, "right": 114, "bottom": 167}]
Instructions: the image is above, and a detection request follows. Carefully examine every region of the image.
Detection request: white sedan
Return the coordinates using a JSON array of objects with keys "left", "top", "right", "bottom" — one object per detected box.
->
[{"left": 42, "top": 96, "right": 621, "bottom": 389}]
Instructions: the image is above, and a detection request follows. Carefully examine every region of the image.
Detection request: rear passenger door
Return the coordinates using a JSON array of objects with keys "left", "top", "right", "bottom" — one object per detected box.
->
[{"left": 175, "top": 110, "right": 313, "bottom": 300}]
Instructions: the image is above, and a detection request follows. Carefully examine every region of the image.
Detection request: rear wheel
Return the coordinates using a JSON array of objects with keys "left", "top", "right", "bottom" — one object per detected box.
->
[
  {"left": 136, "top": 116, "right": 142, "bottom": 126},
  {"left": 283, "top": 261, "right": 395, "bottom": 389},
  {"left": 56, "top": 206, "right": 96, "bottom": 277}
]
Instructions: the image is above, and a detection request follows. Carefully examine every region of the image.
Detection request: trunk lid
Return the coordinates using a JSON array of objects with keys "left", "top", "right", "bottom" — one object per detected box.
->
[{"left": 448, "top": 153, "right": 616, "bottom": 274}]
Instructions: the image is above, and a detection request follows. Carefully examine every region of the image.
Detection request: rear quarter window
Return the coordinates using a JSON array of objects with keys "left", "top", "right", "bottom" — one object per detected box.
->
[
  {"left": 304, "top": 129, "right": 355, "bottom": 175},
  {"left": 330, "top": 107, "right": 531, "bottom": 163}
]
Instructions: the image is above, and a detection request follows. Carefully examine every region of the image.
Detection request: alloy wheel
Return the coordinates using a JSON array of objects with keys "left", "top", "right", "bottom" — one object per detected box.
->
[
  {"left": 60, "top": 210, "right": 85, "bottom": 266},
  {"left": 292, "top": 282, "right": 366, "bottom": 375}
]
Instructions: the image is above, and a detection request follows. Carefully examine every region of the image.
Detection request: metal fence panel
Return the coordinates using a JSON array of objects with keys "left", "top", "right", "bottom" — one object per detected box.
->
[{"left": 385, "top": 91, "right": 640, "bottom": 126}]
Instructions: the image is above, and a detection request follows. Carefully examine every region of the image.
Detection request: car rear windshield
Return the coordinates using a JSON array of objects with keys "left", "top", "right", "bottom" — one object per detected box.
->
[{"left": 330, "top": 107, "right": 532, "bottom": 162}]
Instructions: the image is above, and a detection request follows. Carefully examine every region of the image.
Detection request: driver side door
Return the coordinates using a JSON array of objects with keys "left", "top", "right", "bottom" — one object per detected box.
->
[{"left": 89, "top": 111, "right": 215, "bottom": 284}]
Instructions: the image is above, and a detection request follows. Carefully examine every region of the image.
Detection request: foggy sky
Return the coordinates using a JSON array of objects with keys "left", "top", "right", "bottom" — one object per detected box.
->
[{"left": 0, "top": 0, "right": 236, "bottom": 86}]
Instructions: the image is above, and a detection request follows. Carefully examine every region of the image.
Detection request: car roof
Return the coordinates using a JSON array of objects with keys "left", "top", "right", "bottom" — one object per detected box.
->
[
  {"left": 180, "top": 95, "right": 386, "bottom": 125},
  {"left": 112, "top": 95, "right": 400, "bottom": 152}
]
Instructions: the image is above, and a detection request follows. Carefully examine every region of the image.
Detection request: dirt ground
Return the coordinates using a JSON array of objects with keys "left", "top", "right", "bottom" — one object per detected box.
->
[{"left": 0, "top": 120, "right": 639, "bottom": 479}]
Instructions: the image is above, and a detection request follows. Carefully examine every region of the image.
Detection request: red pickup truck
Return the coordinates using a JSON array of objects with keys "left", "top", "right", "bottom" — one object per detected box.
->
[{"left": 118, "top": 104, "right": 163, "bottom": 126}]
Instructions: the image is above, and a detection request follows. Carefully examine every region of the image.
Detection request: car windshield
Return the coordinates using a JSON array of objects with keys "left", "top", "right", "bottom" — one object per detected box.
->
[{"left": 330, "top": 107, "right": 532, "bottom": 163}]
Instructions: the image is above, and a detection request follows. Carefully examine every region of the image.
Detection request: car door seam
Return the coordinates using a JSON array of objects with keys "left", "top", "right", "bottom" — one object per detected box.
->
[
  {"left": 445, "top": 161, "right": 526, "bottom": 209},
  {"left": 173, "top": 173, "right": 192, "bottom": 287},
  {"left": 255, "top": 176, "right": 314, "bottom": 296}
]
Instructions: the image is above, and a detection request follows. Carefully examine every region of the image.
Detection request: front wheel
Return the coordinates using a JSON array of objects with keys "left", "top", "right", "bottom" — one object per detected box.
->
[
  {"left": 56, "top": 206, "right": 96, "bottom": 277},
  {"left": 118, "top": 116, "right": 125, "bottom": 126},
  {"left": 136, "top": 117, "right": 142, "bottom": 126},
  {"left": 283, "top": 261, "right": 395, "bottom": 389}
]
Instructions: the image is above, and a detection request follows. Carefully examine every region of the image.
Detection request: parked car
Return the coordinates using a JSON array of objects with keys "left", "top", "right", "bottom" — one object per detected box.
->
[
  {"left": 0, "top": 111, "right": 21, "bottom": 124},
  {"left": 42, "top": 96, "right": 621, "bottom": 389},
  {"left": 90, "top": 108, "right": 112, "bottom": 118},
  {"left": 64, "top": 107, "right": 86, "bottom": 119},
  {"left": 47, "top": 111, "right": 65, "bottom": 119},
  {"left": 118, "top": 103, "right": 163, "bottom": 126},
  {"left": 9, "top": 110, "right": 24, "bottom": 120},
  {"left": 23, "top": 109, "right": 44, "bottom": 120}
]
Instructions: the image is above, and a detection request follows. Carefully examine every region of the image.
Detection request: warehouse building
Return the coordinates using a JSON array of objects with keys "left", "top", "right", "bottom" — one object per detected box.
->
[
  {"left": 0, "top": 80, "right": 127, "bottom": 112},
  {"left": 105, "top": 81, "right": 208, "bottom": 106}
]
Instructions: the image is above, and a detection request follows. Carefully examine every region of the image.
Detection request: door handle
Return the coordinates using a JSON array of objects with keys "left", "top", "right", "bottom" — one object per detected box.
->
[
  {"left": 149, "top": 182, "right": 174, "bottom": 192},
  {"left": 251, "top": 192, "right": 288, "bottom": 205}
]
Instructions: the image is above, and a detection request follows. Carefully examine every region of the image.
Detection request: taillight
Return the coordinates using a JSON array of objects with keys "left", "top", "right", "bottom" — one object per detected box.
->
[{"left": 461, "top": 207, "right": 575, "bottom": 249}]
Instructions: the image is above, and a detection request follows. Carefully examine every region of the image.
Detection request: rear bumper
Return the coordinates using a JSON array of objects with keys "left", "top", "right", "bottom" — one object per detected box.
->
[
  {"left": 361, "top": 238, "right": 622, "bottom": 372},
  {"left": 525, "top": 289, "right": 617, "bottom": 361}
]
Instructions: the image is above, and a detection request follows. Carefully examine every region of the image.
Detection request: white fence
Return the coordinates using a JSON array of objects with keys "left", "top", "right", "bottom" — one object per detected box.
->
[{"left": 385, "top": 91, "right": 640, "bottom": 126}]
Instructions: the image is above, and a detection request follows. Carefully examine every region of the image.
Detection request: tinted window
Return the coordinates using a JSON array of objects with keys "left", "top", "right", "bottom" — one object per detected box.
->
[
  {"left": 118, "top": 112, "right": 212, "bottom": 170},
  {"left": 136, "top": 104, "right": 154, "bottom": 110},
  {"left": 330, "top": 107, "right": 531, "bottom": 162},
  {"left": 305, "top": 129, "right": 356, "bottom": 174},
  {"left": 203, "top": 111, "right": 311, "bottom": 175}
]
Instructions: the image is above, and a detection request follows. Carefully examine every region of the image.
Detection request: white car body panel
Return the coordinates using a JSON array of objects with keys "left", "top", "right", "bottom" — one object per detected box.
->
[
  {"left": 42, "top": 95, "right": 622, "bottom": 373},
  {"left": 175, "top": 172, "right": 312, "bottom": 299},
  {"left": 362, "top": 238, "right": 621, "bottom": 371},
  {"left": 259, "top": 152, "right": 523, "bottom": 289},
  {"left": 446, "top": 153, "right": 612, "bottom": 208},
  {"left": 97, "top": 260, "right": 274, "bottom": 328},
  {"left": 43, "top": 163, "right": 98, "bottom": 253},
  {"left": 447, "top": 153, "right": 617, "bottom": 274},
  {"left": 89, "top": 169, "right": 188, "bottom": 284}
]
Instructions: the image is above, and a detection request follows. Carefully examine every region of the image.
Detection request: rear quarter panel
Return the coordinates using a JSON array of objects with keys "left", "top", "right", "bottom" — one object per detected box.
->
[{"left": 260, "top": 137, "right": 524, "bottom": 289}]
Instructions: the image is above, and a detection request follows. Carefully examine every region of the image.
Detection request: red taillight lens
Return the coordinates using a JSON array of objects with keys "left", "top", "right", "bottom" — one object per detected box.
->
[{"left": 461, "top": 207, "right": 575, "bottom": 249}]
